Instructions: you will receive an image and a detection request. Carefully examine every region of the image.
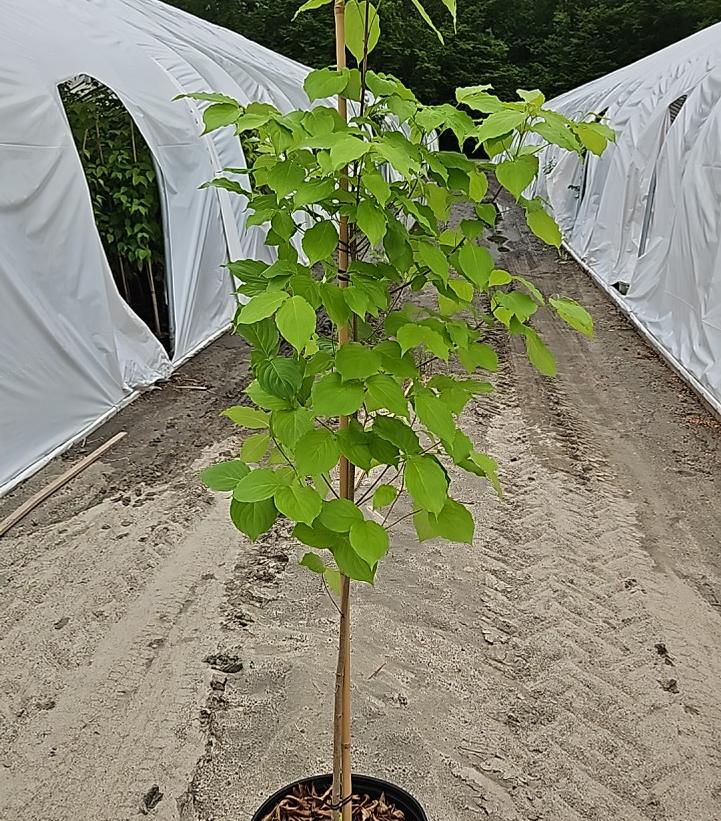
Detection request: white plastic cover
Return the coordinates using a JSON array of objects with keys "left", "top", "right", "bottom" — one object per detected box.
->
[
  {"left": 534, "top": 23, "right": 721, "bottom": 414},
  {"left": 0, "top": 0, "right": 320, "bottom": 494}
]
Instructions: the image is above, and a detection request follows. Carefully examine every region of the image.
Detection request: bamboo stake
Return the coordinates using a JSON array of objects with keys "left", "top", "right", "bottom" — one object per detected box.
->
[
  {"left": 145, "top": 259, "right": 163, "bottom": 340},
  {"left": 339, "top": 573, "right": 352, "bottom": 821},
  {"left": 118, "top": 255, "right": 130, "bottom": 302},
  {"left": 332, "top": 2, "right": 353, "bottom": 820},
  {"left": 0, "top": 432, "right": 127, "bottom": 538}
]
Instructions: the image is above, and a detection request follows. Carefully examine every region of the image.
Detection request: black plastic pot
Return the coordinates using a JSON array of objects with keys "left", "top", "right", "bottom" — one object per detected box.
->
[{"left": 251, "top": 773, "right": 428, "bottom": 820}]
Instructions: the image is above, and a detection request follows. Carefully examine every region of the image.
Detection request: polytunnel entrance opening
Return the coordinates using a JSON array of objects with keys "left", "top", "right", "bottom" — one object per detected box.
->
[
  {"left": 58, "top": 75, "right": 173, "bottom": 356},
  {"left": 638, "top": 94, "right": 689, "bottom": 258}
]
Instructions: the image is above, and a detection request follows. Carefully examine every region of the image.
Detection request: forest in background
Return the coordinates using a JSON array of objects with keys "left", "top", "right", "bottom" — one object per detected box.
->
[{"left": 168, "top": 0, "right": 721, "bottom": 104}]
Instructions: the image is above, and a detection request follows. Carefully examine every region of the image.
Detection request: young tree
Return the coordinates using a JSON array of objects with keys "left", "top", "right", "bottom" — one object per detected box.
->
[{"left": 195, "top": 0, "right": 611, "bottom": 816}]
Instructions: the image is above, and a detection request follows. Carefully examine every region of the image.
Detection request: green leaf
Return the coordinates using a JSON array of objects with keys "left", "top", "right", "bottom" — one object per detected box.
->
[
  {"left": 365, "top": 375, "right": 409, "bottom": 418},
  {"left": 301, "top": 549, "right": 343, "bottom": 593},
  {"left": 457, "top": 244, "right": 493, "bottom": 289},
  {"left": 177, "top": 91, "right": 238, "bottom": 105},
  {"left": 517, "top": 88, "right": 545, "bottom": 107},
  {"left": 524, "top": 328, "right": 557, "bottom": 376},
  {"left": 495, "top": 154, "right": 538, "bottom": 200},
  {"left": 299, "top": 551, "right": 327, "bottom": 573},
  {"left": 237, "top": 291, "right": 289, "bottom": 324},
  {"left": 321, "top": 283, "right": 351, "bottom": 328},
  {"left": 497, "top": 290, "right": 538, "bottom": 322},
  {"left": 374, "top": 133, "right": 420, "bottom": 179},
  {"left": 294, "top": 179, "right": 336, "bottom": 208},
  {"left": 304, "top": 67, "right": 348, "bottom": 101},
  {"left": 201, "top": 102, "right": 239, "bottom": 134},
  {"left": 230, "top": 498, "right": 277, "bottom": 541},
  {"left": 465, "top": 451, "right": 502, "bottom": 496},
  {"left": 343, "top": 285, "right": 369, "bottom": 318},
  {"left": 345, "top": 0, "right": 381, "bottom": 62},
  {"left": 335, "top": 342, "right": 381, "bottom": 381},
  {"left": 324, "top": 568, "right": 342, "bottom": 595},
  {"left": 416, "top": 240, "right": 449, "bottom": 281},
  {"left": 513, "top": 275, "right": 545, "bottom": 305},
  {"left": 373, "top": 484, "right": 397, "bottom": 510},
  {"left": 525, "top": 201, "right": 562, "bottom": 248},
  {"left": 330, "top": 136, "right": 369, "bottom": 170},
  {"left": 337, "top": 420, "right": 373, "bottom": 471},
  {"left": 294, "top": 520, "right": 342, "bottom": 548},
  {"left": 372, "top": 414, "right": 421, "bottom": 454},
  {"left": 408, "top": 0, "right": 444, "bottom": 43},
  {"left": 319, "top": 498, "right": 364, "bottom": 532},
  {"left": 397, "top": 323, "right": 449, "bottom": 360},
  {"left": 275, "top": 295, "right": 316, "bottom": 352},
  {"left": 201, "top": 460, "right": 250, "bottom": 491},
  {"left": 549, "top": 297, "right": 593, "bottom": 337},
  {"left": 303, "top": 220, "right": 339, "bottom": 265},
  {"left": 531, "top": 118, "right": 579, "bottom": 153},
  {"left": 233, "top": 468, "right": 290, "bottom": 502},
  {"left": 413, "top": 388, "right": 456, "bottom": 441},
  {"left": 374, "top": 340, "right": 418, "bottom": 379},
  {"left": 240, "top": 432, "right": 271, "bottom": 462},
  {"left": 475, "top": 202, "right": 498, "bottom": 226},
  {"left": 256, "top": 357, "right": 304, "bottom": 401},
  {"left": 468, "top": 168, "right": 489, "bottom": 202},
  {"left": 245, "top": 381, "right": 290, "bottom": 411},
  {"left": 349, "top": 519, "right": 389, "bottom": 567},
  {"left": 489, "top": 269, "right": 512, "bottom": 286},
  {"left": 294, "top": 0, "right": 333, "bottom": 18},
  {"left": 236, "top": 318, "right": 279, "bottom": 358},
  {"left": 457, "top": 342, "right": 498, "bottom": 373},
  {"left": 405, "top": 455, "right": 448, "bottom": 514},
  {"left": 267, "top": 160, "right": 306, "bottom": 198},
  {"left": 574, "top": 122, "right": 607, "bottom": 156},
  {"left": 439, "top": 0, "right": 456, "bottom": 28},
  {"left": 429, "top": 498, "right": 474, "bottom": 544},
  {"left": 383, "top": 215, "right": 413, "bottom": 270},
  {"left": 413, "top": 509, "right": 435, "bottom": 542},
  {"left": 368, "top": 433, "right": 400, "bottom": 467},
  {"left": 442, "top": 427, "right": 474, "bottom": 463},
  {"left": 455, "top": 85, "right": 504, "bottom": 114},
  {"left": 222, "top": 406, "right": 270, "bottom": 429},
  {"left": 295, "top": 427, "right": 340, "bottom": 475},
  {"left": 331, "top": 541, "right": 375, "bottom": 583},
  {"left": 476, "top": 110, "right": 527, "bottom": 143},
  {"left": 311, "top": 372, "right": 365, "bottom": 416},
  {"left": 356, "top": 199, "right": 387, "bottom": 246},
  {"left": 364, "top": 171, "right": 391, "bottom": 206},
  {"left": 448, "top": 278, "right": 474, "bottom": 301},
  {"left": 274, "top": 482, "right": 323, "bottom": 524},
  {"left": 271, "top": 407, "right": 315, "bottom": 448}
]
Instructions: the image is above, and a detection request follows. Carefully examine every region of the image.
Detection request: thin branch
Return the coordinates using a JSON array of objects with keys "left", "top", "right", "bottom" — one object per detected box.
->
[
  {"left": 322, "top": 473, "right": 341, "bottom": 499},
  {"left": 386, "top": 508, "right": 420, "bottom": 530},
  {"left": 322, "top": 576, "right": 343, "bottom": 615}
]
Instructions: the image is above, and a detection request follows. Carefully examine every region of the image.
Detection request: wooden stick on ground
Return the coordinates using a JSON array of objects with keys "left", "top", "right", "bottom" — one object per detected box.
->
[{"left": 0, "top": 431, "right": 127, "bottom": 537}]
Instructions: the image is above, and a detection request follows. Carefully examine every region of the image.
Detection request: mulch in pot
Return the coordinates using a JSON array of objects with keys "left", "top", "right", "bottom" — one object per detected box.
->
[{"left": 260, "top": 782, "right": 405, "bottom": 821}]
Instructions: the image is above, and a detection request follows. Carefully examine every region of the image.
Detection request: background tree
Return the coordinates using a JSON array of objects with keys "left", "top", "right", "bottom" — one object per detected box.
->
[{"left": 169, "top": 0, "right": 721, "bottom": 104}]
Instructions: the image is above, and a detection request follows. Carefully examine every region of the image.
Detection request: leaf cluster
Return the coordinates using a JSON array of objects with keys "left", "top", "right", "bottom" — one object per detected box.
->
[{"left": 195, "top": 1, "right": 609, "bottom": 587}]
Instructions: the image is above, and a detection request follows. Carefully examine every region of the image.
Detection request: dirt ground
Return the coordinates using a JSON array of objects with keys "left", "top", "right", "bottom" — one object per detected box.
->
[{"left": 2, "top": 202, "right": 721, "bottom": 821}]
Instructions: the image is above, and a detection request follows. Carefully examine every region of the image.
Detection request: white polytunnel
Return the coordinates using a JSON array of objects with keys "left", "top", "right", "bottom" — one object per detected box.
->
[
  {"left": 534, "top": 22, "right": 721, "bottom": 415},
  {"left": 0, "top": 0, "right": 323, "bottom": 495}
]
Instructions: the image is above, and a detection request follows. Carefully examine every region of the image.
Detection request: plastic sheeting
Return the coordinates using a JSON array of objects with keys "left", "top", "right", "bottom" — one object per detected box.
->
[
  {"left": 534, "top": 23, "right": 721, "bottom": 414},
  {"left": 0, "top": 0, "right": 319, "bottom": 494}
]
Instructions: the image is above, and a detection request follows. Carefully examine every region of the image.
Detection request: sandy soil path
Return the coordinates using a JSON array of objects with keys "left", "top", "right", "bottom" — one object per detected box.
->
[{"left": 2, "top": 205, "right": 721, "bottom": 820}]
